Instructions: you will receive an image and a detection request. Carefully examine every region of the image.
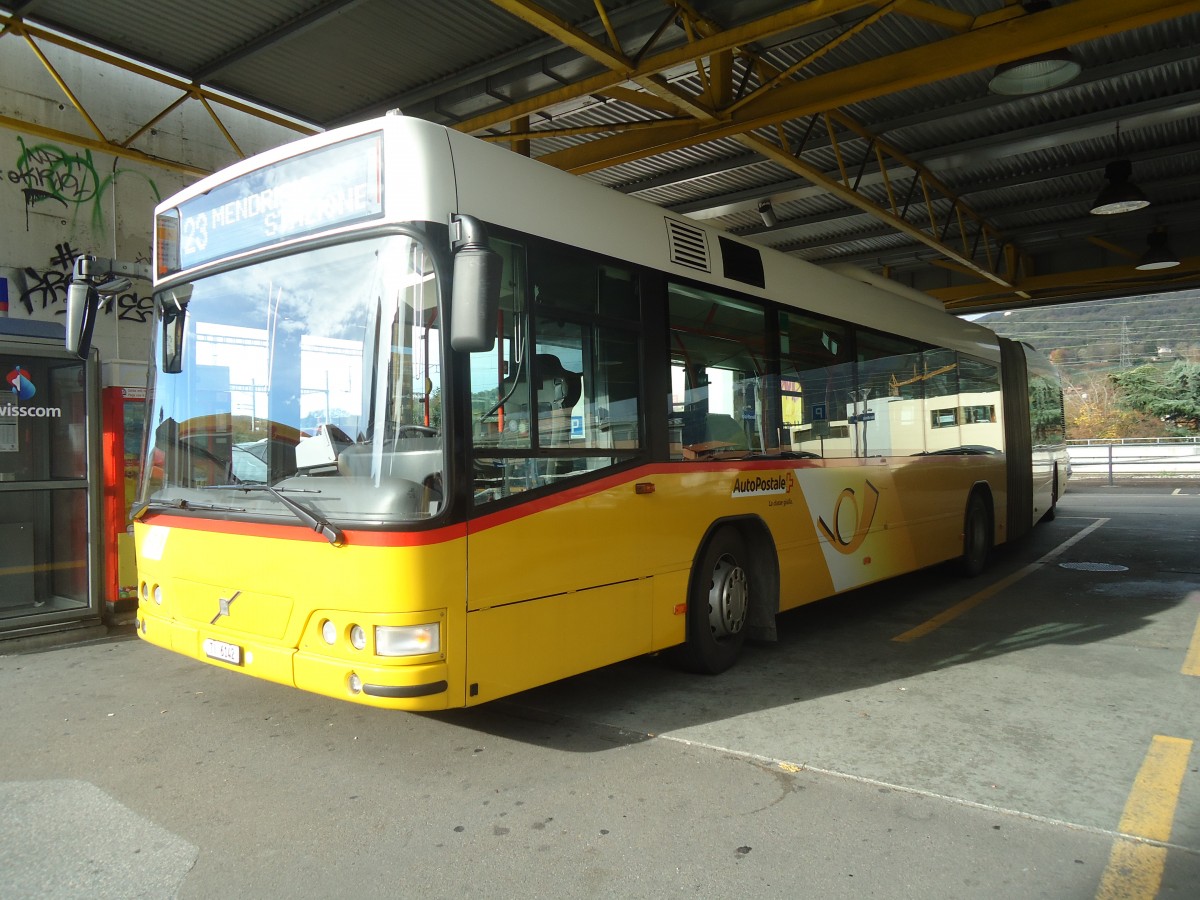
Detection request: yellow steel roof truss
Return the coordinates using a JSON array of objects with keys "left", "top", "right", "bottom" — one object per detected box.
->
[
  {"left": 0, "top": 12, "right": 315, "bottom": 178},
  {"left": 475, "top": 0, "right": 1198, "bottom": 307},
  {"left": 475, "top": 1, "right": 1023, "bottom": 292}
]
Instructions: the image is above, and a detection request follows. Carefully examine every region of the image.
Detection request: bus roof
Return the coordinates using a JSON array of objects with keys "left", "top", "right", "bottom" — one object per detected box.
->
[{"left": 158, "top": 113, "right": 1001, "bottom": 361}]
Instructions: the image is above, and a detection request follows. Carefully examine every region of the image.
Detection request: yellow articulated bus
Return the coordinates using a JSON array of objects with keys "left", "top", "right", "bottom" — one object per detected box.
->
[{"left": 71, "top": 114, "right": 1067, "bottom": 710}]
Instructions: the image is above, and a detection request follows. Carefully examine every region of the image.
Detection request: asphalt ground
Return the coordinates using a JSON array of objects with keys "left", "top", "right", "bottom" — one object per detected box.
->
[{"left": 1, "top": 480, "right": 1198, "bottom": 899}]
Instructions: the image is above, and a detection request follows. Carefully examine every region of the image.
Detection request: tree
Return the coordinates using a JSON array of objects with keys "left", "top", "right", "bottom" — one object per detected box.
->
[
  {"left": 1066, "top": 372, "right": 1160, "bottom": 440},
  {"left": 1110, "top": 361, "right": 1200, "bottom": 432}
]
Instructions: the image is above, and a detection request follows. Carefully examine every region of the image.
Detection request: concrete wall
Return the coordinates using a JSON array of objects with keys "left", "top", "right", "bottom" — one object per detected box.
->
[{"left": 0, "top": 35, "right": 311, "bottom": 384}]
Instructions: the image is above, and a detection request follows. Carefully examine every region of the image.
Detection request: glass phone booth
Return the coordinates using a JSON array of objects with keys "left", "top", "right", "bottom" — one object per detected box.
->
[{"left": 0, "top": 319, "right": 102, "bottom": 639}]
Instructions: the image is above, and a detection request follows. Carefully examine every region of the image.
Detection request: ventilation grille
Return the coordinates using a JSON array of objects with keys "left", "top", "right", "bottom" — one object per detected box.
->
[{"left": 665, "top": 218, "right": 710, "bottom": 272}]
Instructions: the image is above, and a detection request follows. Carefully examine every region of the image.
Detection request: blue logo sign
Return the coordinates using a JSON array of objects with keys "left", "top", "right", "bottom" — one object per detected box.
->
[{"left": 5, "top": 365, "right": 35, "bottom": 401}]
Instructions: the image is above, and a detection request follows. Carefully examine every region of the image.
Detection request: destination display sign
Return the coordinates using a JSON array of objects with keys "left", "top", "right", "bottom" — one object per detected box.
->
[{"left": 175, "top": 132, "right": 383, "bottom": 270}]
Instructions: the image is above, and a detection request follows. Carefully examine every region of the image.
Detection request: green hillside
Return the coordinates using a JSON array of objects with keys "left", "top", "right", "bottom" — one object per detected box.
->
[
  {"left": 968, "top": 288, "right": 1200, "bottom": 438},
  {"left": 970, "top": 289, "right": 1200, "bottom": 381}
]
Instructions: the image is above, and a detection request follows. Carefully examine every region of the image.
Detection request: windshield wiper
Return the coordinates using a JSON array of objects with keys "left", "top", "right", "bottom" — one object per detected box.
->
[
  {"left": 132, "top": 498, "right": 248, "bottom": 520},
  {"left": 204, "top": 484, "right": 345, "bottom": 546}
]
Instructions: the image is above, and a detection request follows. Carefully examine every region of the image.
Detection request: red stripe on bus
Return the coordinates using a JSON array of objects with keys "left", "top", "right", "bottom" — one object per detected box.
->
[
  {"left": 139, "top": 459, "right": 819, "bottom": 546},
  {"left": 464, "top": 459, "right": 819, "bottom": 533},
  {"left": 139, "top": 513, "right": 467, "bottom": 546}
]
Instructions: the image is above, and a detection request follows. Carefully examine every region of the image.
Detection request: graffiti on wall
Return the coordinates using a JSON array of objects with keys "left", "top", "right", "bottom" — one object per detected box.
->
[
  {"left": 6, "top": 136, "right": 161, "bottom": 233},
  {"left": 3, "top": 133, "right": 159, "bottom": 335}
]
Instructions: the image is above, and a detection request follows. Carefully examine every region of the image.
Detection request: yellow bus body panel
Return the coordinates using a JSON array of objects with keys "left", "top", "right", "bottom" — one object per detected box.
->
[
  {"left": 135, "top": 455, "right": 1006, "bottom": 709},
  {"left": 135, "top": 519, "right": 468, "bottom": 710}
]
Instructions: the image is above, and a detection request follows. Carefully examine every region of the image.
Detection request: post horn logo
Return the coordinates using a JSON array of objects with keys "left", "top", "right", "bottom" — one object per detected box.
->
[
  {"left": 817, "top": 480, "right": 880, "bottom": 555},
  {"left": 210, "top": 590, "right": 241, "bottom": 624},
  {"left": 5, "top": 365, "right": 35, "bottom": 401}
]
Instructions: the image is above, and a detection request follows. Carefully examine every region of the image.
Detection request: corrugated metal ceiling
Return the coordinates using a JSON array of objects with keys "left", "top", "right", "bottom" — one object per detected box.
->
[{"left": 1, "top": 0, "right": 1197, "bottom": 311}]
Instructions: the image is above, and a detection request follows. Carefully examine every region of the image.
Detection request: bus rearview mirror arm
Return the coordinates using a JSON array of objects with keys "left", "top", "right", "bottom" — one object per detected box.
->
[
  {"left": 449, "top": 214, "right": 501, "bottom": 353},
  {"left": 65, "top": 255, "right": 151, "bottom": 359}
]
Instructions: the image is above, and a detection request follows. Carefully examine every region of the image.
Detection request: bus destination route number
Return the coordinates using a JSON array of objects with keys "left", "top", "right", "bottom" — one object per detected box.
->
[{"left": 177, "top": 132, "right": 384, "bottom": 271}]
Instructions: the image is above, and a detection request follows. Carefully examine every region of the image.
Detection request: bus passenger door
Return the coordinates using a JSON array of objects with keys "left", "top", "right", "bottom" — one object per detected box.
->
[{"left": 462, "top": 240, "right": 651, "bottom": 704}]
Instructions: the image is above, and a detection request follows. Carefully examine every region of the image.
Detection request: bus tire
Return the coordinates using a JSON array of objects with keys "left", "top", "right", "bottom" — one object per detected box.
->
[
  {"left": 959, "top": 492, "right": 992, "bottom": 578},
  {"left": 1042, "top": 465, "right": 1059, "bottom": 522},
  {"left": 677, "top": 526, "right": 752, "bottom": 674}
]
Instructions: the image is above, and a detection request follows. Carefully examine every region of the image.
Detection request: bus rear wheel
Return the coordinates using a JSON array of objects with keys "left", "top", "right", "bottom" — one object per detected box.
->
[
  {"left": 1042, "top": 465, "right": 1059, "bottom": 522},
  {"left": 677, "top": 527, "right": 751, "bottom": 674},
  {"left": 958, "top": 492, "right": 992, "bottom": 577}
]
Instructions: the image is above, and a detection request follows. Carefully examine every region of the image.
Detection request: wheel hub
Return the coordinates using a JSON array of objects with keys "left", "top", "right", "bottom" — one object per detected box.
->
[{"left": 708, "top": 554, "right": 748, "bottom": 639}]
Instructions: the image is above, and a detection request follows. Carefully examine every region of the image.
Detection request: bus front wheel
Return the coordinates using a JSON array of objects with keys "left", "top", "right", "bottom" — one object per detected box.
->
[{"left": 677, "top": 527, "right": 751, "bottom": 674}]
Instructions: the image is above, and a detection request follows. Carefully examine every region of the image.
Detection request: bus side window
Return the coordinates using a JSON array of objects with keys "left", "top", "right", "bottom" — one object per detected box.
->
[
  {"left": 958, "top": 356, "right": 1003, "bottom": 451},
  {"left": 855, "top": 330, "right": 925, "bottom": 457},
  {"left": 471, "top": 238, "right": 643, "bottom": 503},
  {"left": 923, "top": 347, "right": 961, "bottom": 453},
  {"left": 533, "top": 352, "right": 581, "bottom": 446},
  {"left": 778, "top": 310, "right": 852, "bottom": 458},
  {"left": 668, "top": 283, "right": 767, "bottom": 460}
]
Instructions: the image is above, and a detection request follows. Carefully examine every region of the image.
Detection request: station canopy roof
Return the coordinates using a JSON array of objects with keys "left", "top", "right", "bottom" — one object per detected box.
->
[{"left": 2, "top": 0, "right": 1198, "bottom": 312}]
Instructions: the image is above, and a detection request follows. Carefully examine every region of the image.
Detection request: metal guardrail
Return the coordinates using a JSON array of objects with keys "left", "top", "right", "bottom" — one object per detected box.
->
[
  {"left": 1068, "top": 437, "right": 1200, "bottom": 445},
  {"left": 1067, "top": 438, "right": 1200, "bottom": 483}
]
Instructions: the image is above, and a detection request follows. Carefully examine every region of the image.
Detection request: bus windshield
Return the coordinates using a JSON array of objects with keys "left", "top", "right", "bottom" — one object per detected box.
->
[{"left": 139, "top": 235, "right": 446, "bottom": 527}]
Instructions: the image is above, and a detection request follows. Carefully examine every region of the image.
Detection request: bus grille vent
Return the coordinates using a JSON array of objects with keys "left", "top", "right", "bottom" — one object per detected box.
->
[{"left": 665, "top": 218, "right": 710, "bottom": 272}]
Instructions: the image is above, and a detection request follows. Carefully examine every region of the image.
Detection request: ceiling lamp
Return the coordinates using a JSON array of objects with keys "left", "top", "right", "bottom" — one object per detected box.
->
[
  {"left": 1135, "top": 229, "right": 1180, "bottom": 271},
  {"left": 988, "top": 48, "right": 1081, "bottom": 95},
  {"left": 757, "top": 199, "right": 777, "bottom": 228},
  {"left": 1090, "top": 124, "right": 1149, "bottom": 215}
]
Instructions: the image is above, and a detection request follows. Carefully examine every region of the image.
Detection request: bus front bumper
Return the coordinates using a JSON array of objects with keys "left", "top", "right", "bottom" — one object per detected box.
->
[{"left": 136, "top": 609, "right": 453, "bottom": 711}]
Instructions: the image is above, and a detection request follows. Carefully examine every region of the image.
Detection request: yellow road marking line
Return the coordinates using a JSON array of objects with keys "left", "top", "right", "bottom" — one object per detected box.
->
[
  {"left": 0, "top": 560, "right": 86, "bottom": 576},
  {"left": 1183, "top": 598, "right": 1200, "bottom": 677},
  {"left": 1097, "top": 841, "right": 1168, "bottom": 899},
  {"left": 892, "top": 517, "right": 1110, "bottom": 642},
  {"left": 1095, "top": 735, "right": 1193, "bottom": 900}
]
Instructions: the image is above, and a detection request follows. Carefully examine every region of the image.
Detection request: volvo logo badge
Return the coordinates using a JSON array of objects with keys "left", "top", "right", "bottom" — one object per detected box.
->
[{"left": 211, "top": 590, "right": 242, "bottom": 625}]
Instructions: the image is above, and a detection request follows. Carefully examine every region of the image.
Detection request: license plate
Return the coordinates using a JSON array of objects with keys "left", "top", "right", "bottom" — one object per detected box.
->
[{"left": 202, "top": 638, "right": 242, "bottom": 666}]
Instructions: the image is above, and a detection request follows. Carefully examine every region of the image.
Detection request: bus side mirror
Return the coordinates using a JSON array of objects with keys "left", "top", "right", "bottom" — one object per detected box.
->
[
  {"left": 450, "top": 215, "right": 501, "bottom": 353},
  {"left": 162, "top": 303, "right": 186, "bottom": 374},
  {"left": 66, "top": 255, "right": 147, "bottom": 359},
  {"left": 159, "top": 285, "right": 192, "bottom": 374},
  {"left": 65, "top": 257, "right": 100, "bottom": 359}
]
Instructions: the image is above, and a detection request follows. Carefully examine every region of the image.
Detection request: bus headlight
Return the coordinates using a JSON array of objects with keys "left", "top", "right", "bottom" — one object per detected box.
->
[
  {"left": 375, "top": 623, "right": 440, "bottom": 657},
  {"left": 320, "top": 619, "right": 337, "bottom": 645}
]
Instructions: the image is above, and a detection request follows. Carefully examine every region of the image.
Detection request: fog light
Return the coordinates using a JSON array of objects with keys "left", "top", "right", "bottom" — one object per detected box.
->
[
  {"left": 320, "top": 619, "right": 337, "bottom": 645},
  {"left": 350, "top": 624, "right": 366, "bottom": 650},
  {"left": 348, "top": 673, "right": 362, "bottom": 694},
  {"left": 153, "top": 585, "right": 163, "bottom": 605},
  {"left": 375, "top": 623, "right": 440, "bottom": 657}
]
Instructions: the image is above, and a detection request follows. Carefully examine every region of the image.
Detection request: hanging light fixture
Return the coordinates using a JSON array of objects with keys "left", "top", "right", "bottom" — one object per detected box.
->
[
  {"left": 1135, "top": 229, "right": 1180, "bottom": 271},
  {"left": 1090, "top": 124, "right": 1149, "bottom": 215},
  {"left": 988, "top": 48, "right": 1081, "bottom": 95},
  {"left": 757, "top": 199, "right": 777, "bottom": 228}
]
